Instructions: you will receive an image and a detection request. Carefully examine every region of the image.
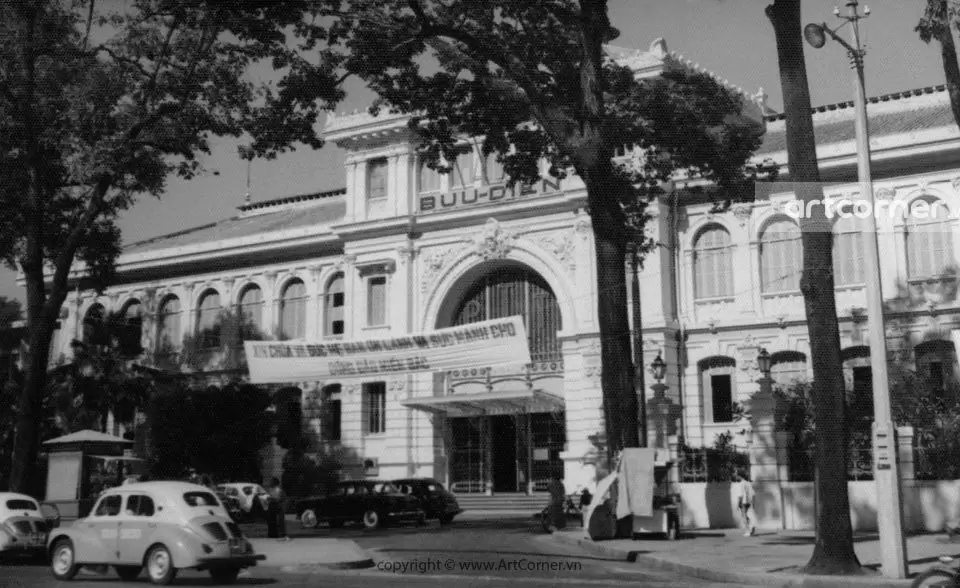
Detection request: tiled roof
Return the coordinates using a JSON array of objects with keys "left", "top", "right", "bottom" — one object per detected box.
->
[
  {"left": 123, "top": 191, "right": 346, "bottom": 256},
  {"left": 756, "top": 85, "right": 955, "bottom": 156}
]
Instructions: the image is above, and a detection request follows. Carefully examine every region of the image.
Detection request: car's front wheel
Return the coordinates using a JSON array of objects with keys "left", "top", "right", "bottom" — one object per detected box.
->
[
  {"left": 50, "top": 538, "right": 80, "bottom": 581},
  {"left": 145, "top": 544, "right": 177, "bottom": 585},
  {"left": 115, "top": 565, "right": 142, "bottom": 581},
  {"left": 362, "top": 510, "right": 381, "bottom": 529},
  {"left": 209, "top": 567, "right": 241, "bottom": 585}
]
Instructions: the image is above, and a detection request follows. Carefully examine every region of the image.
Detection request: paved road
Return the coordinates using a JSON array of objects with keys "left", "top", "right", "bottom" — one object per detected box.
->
[{"left": 0, "top": 515, "right": 733, "bottom": 587}]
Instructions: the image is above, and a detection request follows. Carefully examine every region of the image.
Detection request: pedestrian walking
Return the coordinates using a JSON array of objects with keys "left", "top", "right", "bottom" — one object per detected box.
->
[
  {"left": 547, "top": 475, "right": 566, "bottom": 532},
  {"left": 734, "top": 470, "right": 755, "bottom": 537},
  {"left": 265, "top": 477, "right": 289, "bottom": 540}
]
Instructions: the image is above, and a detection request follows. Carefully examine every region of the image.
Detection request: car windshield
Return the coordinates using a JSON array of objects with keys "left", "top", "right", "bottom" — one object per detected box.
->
[
  {"left": 221, "top": 487, "right": 239, "bottom": 496},
  {"left": 6, "top": 499, "right": 38, "bottom": 511},
  {"left": 183, "top": 492, "right": 220, "bottom": 507}
]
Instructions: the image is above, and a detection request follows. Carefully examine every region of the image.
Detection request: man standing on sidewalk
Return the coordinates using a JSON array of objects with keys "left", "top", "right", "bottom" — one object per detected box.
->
[
  {"left": 265, "top": 477, "right": 290, "bottom": 540},
  {"left": 734, "top": 470, "right": 755, "bottom": 537}
]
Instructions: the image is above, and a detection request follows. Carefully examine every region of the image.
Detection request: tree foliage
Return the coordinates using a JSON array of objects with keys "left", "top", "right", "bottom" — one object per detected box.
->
[
  {"left": 268, "top": 0, "right": 767, "bottom": 454},
  {"left": 0, "top": 0, "right": 337, "bottom": 492},
  {"left": 917, "top": 0, "right": 960, "bottom": 129},
  {"left": 146, "top": 380, "right": 271, "bottom": 482}
]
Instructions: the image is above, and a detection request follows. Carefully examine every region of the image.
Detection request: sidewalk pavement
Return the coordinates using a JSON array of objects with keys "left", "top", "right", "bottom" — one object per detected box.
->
[
  {"left": 249, "top": 537, "right": 374, "bottom": 572},
  {"left": 552, "top": 525, "right": 960, "bottom": 588}
]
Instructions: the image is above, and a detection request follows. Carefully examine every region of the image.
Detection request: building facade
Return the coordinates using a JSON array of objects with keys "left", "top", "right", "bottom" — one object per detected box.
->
[{"left": 41, "top": 39, "right": 960, "bottom": 493}]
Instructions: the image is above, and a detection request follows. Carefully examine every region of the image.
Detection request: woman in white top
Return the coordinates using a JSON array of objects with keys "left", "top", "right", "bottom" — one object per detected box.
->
[{"left": 734, "top": 470, "right": 755, "bottom": 537}]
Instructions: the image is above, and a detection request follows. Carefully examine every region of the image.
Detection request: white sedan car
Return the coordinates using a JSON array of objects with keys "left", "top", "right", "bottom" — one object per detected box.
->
[
  {"left": 0, "top": 492, "right": 54, "bottom": 557},
  {"left": 47, "top": 481, "right": 265, "bottom": 585},
  {"left": 215, "top": 483, "right": 268, "bottom": 519}
]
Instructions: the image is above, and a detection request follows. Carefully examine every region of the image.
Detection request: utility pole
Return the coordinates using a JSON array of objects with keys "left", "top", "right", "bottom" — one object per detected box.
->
[{"left": 804, "top": 1, "right": 907, "bottom": 578}]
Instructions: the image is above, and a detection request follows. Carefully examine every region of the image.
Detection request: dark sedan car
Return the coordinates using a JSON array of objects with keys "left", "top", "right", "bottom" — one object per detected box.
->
[
  {"left": 393, "top": 478, "right": 463, "bottom": 524},
  {"left": 296, "top": 480, "right": 425, "bottom": 529}
]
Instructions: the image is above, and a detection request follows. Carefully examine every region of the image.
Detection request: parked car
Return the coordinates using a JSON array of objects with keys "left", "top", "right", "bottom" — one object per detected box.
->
[
  {"left": 213, "top": 487, "right": 243, "bottom": 522},
  {"left": 215, "top": 483, "right": 267, "bottom": 522},
  {"left": 296, "top": 480, "right": 425, "bottom": 530},
  {"left": 47, "top": 481, "right": 265, "bottom": 585},
  {"left": 0, "top": 492, "right": 59, "bottom": 559},
  {"left": 392, "top": 478, "right": 463, "bottom": 524}
]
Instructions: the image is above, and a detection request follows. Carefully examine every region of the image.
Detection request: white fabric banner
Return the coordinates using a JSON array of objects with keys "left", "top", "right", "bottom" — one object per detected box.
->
[{"left": 243, "top": 316, "right": 530, "bottom": 384}]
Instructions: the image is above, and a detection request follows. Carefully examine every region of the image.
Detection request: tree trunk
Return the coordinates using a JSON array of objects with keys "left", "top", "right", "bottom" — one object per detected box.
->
[
  {"left": 937, "top": 19, "right": 960, "bottom": 128},
  {"left": 9, "top": 312, "right": 54, "bottom": 495},
  {"left": 584, "top": 174, "right": 641, "bottom": 457},
  {"left": 766, "top": 1, "right": 862, "bottom": 574},
  {"left": 631, "top": 245, "right": 647, "bottom": 448}
]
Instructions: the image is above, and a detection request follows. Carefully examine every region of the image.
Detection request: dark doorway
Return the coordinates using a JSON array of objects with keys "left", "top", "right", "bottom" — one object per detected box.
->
[{"left": 490, "top": 416, "right": 517, "bottom": 492}]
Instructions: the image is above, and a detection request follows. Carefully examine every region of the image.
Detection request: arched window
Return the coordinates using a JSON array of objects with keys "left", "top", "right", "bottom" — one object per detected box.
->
[
  {"left": 770, "top": 350, "right": 807, "bottom": 387},
  {"left": 279, "top": 279, "right": 307, "bottom": 340},
  {"left": 906, "top": 197, "right": 955, "bottom": 279},
  {"left": 417, "top": 159, "right": 442, "bottom": 194},
  {"left": 451, "top": 267, "right": 562, "bottom": 362},
  {"left": 196, "top": 290, "right": 221, "bottom": 348},
  {"left": 698, "top": 356, "right": 736, "bottom": 423},
  {"left": 157, "top": 296, "right": 181, "bottom": 350},
  {"left": 324, "top": 273, "right": 345, "bottom": 337},
  {"left": 237, "top": 285, "right": 264, "bottom": 340},
  {"left": 693, "top": 226, "right": 733, "bottom": 299},
  {"left": 760, "top": 218, "right": 802, "bottom": 293},
  {"left": 118, "top": 300, "right": 143, "bottom": 355},
  {"left": 915, "top": 339, "right": 956, "bottom": 398},
  {"left": 82, "top": 304, "right": 106, "bottom": 346},
  {"left": 833, "top": 216, "right": 865, "bottom": 286}
]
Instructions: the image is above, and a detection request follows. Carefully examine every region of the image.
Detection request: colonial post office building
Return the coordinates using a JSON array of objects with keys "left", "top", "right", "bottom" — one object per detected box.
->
[{"left": 47, "top": 39, "right": 960, "bottom": 495}]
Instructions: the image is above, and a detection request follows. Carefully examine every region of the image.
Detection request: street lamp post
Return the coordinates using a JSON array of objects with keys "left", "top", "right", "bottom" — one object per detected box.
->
[
  {"left": 804, "top": 1, "right": 907, "bottom": 579},
  {"left": 649, "top": 354, "right": 669, "bottom": 448}
]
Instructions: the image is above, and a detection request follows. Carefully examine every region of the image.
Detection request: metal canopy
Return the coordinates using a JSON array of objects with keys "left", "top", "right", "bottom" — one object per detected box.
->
[{"left": 400, "top": 388, "right": 563, "bottom": 417}]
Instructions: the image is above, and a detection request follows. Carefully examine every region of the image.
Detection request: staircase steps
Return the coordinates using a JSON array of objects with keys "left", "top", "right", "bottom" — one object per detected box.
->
[{"left": 454, "top": 493, "right": 547, "bottom": 511}]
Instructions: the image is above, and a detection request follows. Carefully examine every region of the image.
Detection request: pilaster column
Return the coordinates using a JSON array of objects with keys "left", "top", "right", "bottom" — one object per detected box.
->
[
  {"left": 345, "top": 161, "right": 360, "bottom": 223},
  {"left": 341, "top": 255, "right": 357, "bottom": 339},
  {"left": 263, "top": 271, "right": 279, "bottom": 339},
  {"left": 747, "top": 378, "right": 786, "bottom": 530},
  {"left": 307, "top": 266, "right": 323, "bottom": 340}
]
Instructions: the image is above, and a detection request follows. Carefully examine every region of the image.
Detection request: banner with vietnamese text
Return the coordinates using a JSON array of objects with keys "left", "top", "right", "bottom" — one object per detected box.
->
[{"left": 243, "top": 316, "right": 530, "bottom": 383}]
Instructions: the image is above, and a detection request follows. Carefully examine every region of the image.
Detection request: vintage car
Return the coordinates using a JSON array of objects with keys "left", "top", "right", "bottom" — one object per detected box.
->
[
  {"left": 392, "top": 478, "right": 463, "bottom": 524},
  {"left": 297, "top": 480, "right": 425, "bottom": 529},
  {"left": 215, "top": 483, "right": 268, "bottom": 521},
  {"left": 0, "top": 492, "right": 59, "bottom": 558},
  {"left": 47, "top": 481, "right": 265, "bottom": 585}
]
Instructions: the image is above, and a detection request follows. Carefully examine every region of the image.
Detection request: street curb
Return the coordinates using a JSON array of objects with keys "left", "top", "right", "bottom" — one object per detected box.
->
[
  {"left": 550, "top": 532, "right": 913, "bottom": 588},
  {"left": 274, "top": 558, "right": 376, "bottom": 573}
]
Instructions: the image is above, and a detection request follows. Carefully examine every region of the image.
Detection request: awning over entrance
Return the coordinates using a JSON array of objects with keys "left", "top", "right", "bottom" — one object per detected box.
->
[{"left": 400, "top": 389, "right": 563, "bottom": 416}]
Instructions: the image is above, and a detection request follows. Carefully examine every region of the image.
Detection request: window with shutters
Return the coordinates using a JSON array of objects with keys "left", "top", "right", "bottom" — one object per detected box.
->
[
  {"left": 367, "top": 158, "right": 388, "bottom": 200},
  {"left": 196, "top": 290, "right": 221, "bottom": 349},
  {"left": 279, "top": 279, "right": 307, "bottom": 341},
  {"left": 907, "top": 197, "right": 955, "bottom": 279},
  {"left": 324, "top": 273, "right": 345, "bottom": 337},
  {"left": 418, "top": 159, "right": 442, "bottom": 194},
  {"left": 157, "top": 296, "right": 181, "bottom": 350},
  {"left": 238, "top": 285, "right": 264, "bottom": 340},
  {"left": 118, "top": 300, "right": 143, "bottom": 356},
  {"left": 364, "top": 382, "right": 386, "bottom": 435},
  {"left": 367, "top": 276, "right": 387, "bottom": 326},
  {"left": 483, "top": 151, "right": 506, "bottom": 184},
  {"left": 693, "top": 226, "right": 733, "bottom": 299},
  {"left": 451, "top": 149, "right": 474, "bottom": 188},
  {"left": 699, "top": 356, "right": 736, "bottom": 423},
  {"left": 833, "top": 216, "right": 865, "bottom": 286},
  {"left": 760, "top": 218, "right": 802, "bottom": 293}
]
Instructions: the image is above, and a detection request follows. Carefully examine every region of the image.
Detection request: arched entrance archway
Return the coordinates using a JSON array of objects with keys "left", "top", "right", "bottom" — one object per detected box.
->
[{"left": 433, "top": 262, "right": 566, "bottom": 494}]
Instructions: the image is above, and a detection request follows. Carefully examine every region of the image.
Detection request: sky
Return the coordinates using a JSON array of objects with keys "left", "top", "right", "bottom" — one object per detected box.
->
[{"left": 0, "top": 0, "right": 946, "bottom": 307}]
